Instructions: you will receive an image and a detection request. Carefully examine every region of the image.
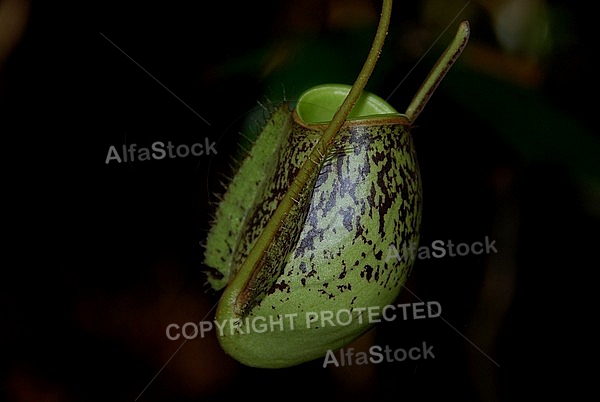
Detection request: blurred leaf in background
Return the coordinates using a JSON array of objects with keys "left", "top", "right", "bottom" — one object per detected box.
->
[{"left": 208, "top": 0, "right": 599, "bottom": 216}]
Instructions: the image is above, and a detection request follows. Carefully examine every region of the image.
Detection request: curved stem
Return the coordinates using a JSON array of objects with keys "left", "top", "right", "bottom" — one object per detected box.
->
[
  {"left": 284, "top": 0, "right": 393, "bottom": 211},
  {"left": 405, "top": 21, "right": 470, "bottom": 123},
  {"left": 224, "top": 0, "right": 395, "bottom": 312},
  {"left": 313, "top": 0, "right": 393, "bottom": 154}
]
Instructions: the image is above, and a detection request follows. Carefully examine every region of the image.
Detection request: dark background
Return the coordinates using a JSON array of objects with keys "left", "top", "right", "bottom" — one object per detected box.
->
[{"left": 2, "top": 0, "right": 597, "bottom": 400}]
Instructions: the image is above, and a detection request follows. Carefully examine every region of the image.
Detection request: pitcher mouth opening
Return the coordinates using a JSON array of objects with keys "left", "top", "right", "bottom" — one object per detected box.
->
[{"left": 293, "top": 84, "right": 410, "bottom": 128}]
